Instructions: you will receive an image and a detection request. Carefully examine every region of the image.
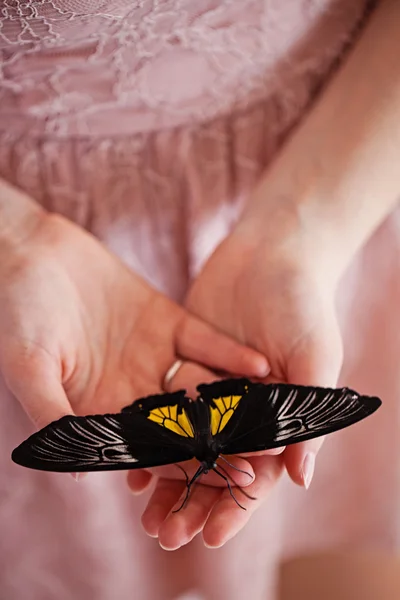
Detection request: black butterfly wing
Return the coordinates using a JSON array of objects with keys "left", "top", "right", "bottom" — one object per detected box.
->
[
  {"left": 196, "top": 378, "right": 382, "bottom": 455},
  {"left": 12, "top": 391, "right": 198, "bottom": 473}
]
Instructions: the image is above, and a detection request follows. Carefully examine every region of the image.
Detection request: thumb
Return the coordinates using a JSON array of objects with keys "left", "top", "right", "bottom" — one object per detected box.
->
[
  {"left": 1, "top": 347, "right": 73, "bottom": 430},
  {"left": 284, "top": 306, "right": 343, "bottom": 488},
  {"left": 5, "top": 356, "right": 81, "bottom": 480},
  {"left": 287, "top": 303, "right": 343, "bottom": 388},
  {"left": 9, "top": 369, "right": 73, "bottom": 431}
]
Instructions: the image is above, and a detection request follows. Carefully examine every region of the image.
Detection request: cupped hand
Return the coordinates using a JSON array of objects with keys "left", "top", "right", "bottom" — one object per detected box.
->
[
  {"left": 1, "top": 211, "right": 269, "bottom": 450},
  {"left": 133, "top": 203, "right": 343, "bottom": 549}
]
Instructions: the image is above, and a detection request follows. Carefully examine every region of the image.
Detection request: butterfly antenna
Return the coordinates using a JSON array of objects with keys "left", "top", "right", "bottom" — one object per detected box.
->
[
  {"left": 172, "top": 464, "right": 204, "bottom": 513},
  {"left": 215, "top": 463, "right": 257, "bottom": 502},
  {"left": 218, "top": 455, "right": 255, "bottom": 482},
  {"left": 212, "top": 467, "right": 248, "bottom": 510}
]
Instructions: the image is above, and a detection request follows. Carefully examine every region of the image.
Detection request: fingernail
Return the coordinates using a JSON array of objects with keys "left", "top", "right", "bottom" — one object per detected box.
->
[
  {"left": 302, "top": 452, "right": 315, "bottom": 490},
  {"left": 130, "top": 487, "right": 146, "bottom": 496},
  {"left": 71, "top": 472, "right": 88, "bottom": 482},
  {"left": 266, "top": 446, "right": 285, "bottom": 455},
  {"left": 159, "top": 541, "right": 181, "bottom": 551},
  {"left": 255, "top": 359, "right": 271, "bottom": 378}
]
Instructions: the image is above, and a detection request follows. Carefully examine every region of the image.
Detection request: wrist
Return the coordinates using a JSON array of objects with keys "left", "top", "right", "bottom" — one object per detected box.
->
[
  {"left": 239, "top": 0, "right": 400, "bottom": 284},
  {"left": 236, "top": 182, "right": 349, "bottom": 295}
]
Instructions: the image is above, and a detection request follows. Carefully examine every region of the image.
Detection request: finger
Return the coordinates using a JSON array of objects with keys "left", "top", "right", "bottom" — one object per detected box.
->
[
  {"left": 158, "top": 484, "right": 222, "bottom": 551},
  {"left": 284, "top": 437, "right": 325, "bottom": 489},
  {"left": 3, "top": 353, "right": 73, "bottom": 429},
  {"left": 141, "top": 478, "right": 186, "bottom": 538},
  {"left": 147, "top": 455, "right": 254, "bottom": 489},
  {"left": 237, "top": 447, "right": 286, "bottom": 457},
  {"left": 203, "top": 454, "right": 284, "bottom": 548},
  {"left": 163, "top": 361, "right": 220, "bottom": 397},
  {"left": 284, "top": 318, "right": 342, "bottom": 490},
  {"left": 176, "top": 314, "right": 270, "bottom": 378},
  {"left": 4, "top": 354, "right": 76, "bottom": 480},
  {"left": 127, "top": 470, "right": 154, "bottom": 495}
]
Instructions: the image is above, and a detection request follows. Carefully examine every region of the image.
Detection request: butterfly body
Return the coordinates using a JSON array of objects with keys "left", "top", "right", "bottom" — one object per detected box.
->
[
  {"left": 129, "top": 393, "right": 222, "bottom": 472},
  {"left": 12, "top": 378, "right": 381, "bottom": 509}
]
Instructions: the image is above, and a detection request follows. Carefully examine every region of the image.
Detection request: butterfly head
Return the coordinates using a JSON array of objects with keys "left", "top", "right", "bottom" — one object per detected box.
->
[{"left": 200, "top": 459, "right": 218, "bottom": 475}]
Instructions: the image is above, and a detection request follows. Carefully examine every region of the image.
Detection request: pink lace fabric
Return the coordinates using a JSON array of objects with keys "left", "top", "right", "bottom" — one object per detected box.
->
[
  {"left": 0, "top": 0, "right": 376, "bottom": 137},
  {"left": 0, "top": 0, "right": 377, "bottom": 296},
  {"left": 2, "top": 1, "right": 400, "bottom": 600}
]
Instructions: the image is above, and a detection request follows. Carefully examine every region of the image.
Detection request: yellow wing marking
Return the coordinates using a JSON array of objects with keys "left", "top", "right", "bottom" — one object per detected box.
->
[
  {"left": 210, "top": 395, "right": 242, "bottom": 435},
  {"left": 148, "top": 405, "right": 194, "bottom": 438}
]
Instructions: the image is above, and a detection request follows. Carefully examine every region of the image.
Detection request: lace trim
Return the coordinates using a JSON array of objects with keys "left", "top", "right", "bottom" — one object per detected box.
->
[{"left": 0, "top": 0, "right": 373, "bottom": 137}]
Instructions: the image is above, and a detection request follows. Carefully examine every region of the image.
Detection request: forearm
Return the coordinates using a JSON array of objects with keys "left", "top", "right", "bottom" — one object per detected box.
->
[
  {"left": 244, "top": 0, "right": 400, "bottom": 275},
  {"left": 0, "top": 179, "right": 46, "bottom": 247}
]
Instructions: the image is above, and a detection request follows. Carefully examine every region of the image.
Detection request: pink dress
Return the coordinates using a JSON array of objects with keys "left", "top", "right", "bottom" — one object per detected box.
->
[{"left": 1, "top": 1, "right": 399, "bottom": 599}]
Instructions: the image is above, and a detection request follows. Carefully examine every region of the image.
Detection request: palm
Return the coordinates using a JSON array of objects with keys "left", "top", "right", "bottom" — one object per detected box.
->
[
  {"left": 187, "top": 233, "right": 342, "bottom": 386},
  {"left": 136, "top": 230, "right": 343, "bottom": 550},
  {"left": 2, "top": 213, "right": 266, "bottom": 433},
  {"left": 3, "top": 214, "right": 269, "bottom": 550},
  {"left": 0, "top": 216, "right": 177, "bottom": 420}
]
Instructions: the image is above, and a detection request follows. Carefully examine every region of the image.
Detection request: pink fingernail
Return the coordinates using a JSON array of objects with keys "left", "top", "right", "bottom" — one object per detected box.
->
[
  {"left": 159, "top": 541, "right": 181, "bottom": 551},
  {"left": 71, "top": 472, "right": 87, "bottom": 482},
  {"left": 130, "top": 487, "right": 145, "bottom": 496},
  {"left": 255, "top": 359, "right": 271, "bottom": 378},
  {"left": 266, "top": 446, "right": 285, "bottom": 455},
  {"left": 302, "top": 453, "right": 315, "bottom": 490}
]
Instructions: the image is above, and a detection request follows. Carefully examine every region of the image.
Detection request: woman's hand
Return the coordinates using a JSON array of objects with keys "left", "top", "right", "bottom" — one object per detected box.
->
[
  {"left": 1, "top": 207, "right": 269, "bottom": 458},
  {"left": 141, "top": 0, "right": 400, "bottom": 550},
  {"left": 135, "top": 209, "right": 343, "bottom": 549}
]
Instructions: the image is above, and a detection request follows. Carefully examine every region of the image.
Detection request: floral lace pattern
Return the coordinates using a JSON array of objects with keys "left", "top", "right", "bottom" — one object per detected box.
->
[
  {"left": 0, "top": 0, "right": 375, "bottom": 297},
  {"left": 0, "top": 0, "right": 372, "bottom": 137}
]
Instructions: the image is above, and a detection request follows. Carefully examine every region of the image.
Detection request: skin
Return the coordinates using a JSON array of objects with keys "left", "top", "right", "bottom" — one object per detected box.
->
[
  {"left": 0, "top": 201, "right": 270, "bottom": 476},
  {"left": 129, "top": 0, "right": 400, "bottom": 549},
  {"left": 134, "top": 228, "right": 341, "bottom": 550}
]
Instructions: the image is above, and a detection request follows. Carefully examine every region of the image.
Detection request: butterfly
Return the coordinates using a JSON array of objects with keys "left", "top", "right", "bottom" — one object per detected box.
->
[{"left": 12, "top": 378, "right": 381, "bottom": 510}]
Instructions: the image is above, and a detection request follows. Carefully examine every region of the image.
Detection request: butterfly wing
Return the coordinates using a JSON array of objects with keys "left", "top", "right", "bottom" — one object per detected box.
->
[
  {"left": 196, "top": 378, "right": 382, "bottom": 455},
  {"left": 12, "top": 391, "right": 198, "bottom": 472}
]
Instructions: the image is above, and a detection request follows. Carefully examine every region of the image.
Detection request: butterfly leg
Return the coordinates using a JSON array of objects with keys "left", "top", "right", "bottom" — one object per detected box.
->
[
  {"left": 174, "top": 463, "right": 190, "bottom": 486},
  {"left": 172, "top": 464, "right": 205, "bottom": 513},
  {"left": 213, "top": 467, "right": 257, "bottom": 510},
  {"left": 216, "top": 463, "right": 257, "bottom": 502},
  {"left": 218, "top": 455, "right": 255, "bottom": 482}
]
